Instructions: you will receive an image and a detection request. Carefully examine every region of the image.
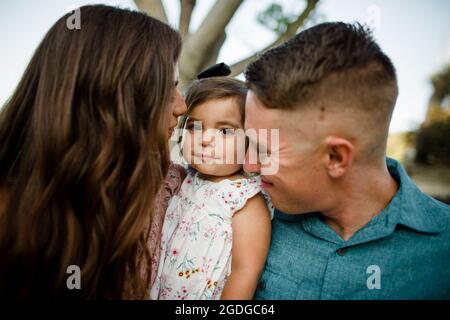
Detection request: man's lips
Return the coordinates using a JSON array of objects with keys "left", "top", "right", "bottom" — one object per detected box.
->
[{"left": 260, "top": 177, "right": 273, "bottom": 188}]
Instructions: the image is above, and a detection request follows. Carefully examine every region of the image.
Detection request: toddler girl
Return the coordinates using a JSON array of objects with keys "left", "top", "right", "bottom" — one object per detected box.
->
[{"left": 150, "top": 76, "right": 273, "bottom": 300}]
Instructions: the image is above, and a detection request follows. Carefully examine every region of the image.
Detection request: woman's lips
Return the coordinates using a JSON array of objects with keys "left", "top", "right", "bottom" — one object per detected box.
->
[{"left": 168, "top": 123, "right": 177, "bottom": 136}]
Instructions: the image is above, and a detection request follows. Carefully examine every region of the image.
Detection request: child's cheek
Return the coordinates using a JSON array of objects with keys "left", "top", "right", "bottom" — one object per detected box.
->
[
  {"left": 181, "top": 132, "right": 195, "bottom": 164},
  {"left": 213, "top": 136, "right": 225, "bottom": 163}
]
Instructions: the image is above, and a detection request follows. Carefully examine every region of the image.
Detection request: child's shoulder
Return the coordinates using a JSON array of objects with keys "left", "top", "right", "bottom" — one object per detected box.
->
[
  {"left": 215, "top": 174, "right": 263, "bottom": 214},
  {"left": 223, "top": 173, "right": 274, "bottom": 219}
]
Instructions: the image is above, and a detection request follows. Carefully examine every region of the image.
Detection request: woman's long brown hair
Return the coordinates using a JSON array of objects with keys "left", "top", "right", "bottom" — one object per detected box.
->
[{"left": 0, "top": 5, "right": 181, "bottom": 299}]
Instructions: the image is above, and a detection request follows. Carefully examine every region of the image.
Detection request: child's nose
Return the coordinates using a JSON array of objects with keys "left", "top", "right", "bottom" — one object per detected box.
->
[{"left": 201, "top": 129, "right": 215, "bottom": 147}]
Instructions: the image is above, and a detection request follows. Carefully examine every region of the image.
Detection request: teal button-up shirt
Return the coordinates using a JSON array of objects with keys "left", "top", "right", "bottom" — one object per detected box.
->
[{"left": 254, "top": 158, "right": 450, "bottom": 300}]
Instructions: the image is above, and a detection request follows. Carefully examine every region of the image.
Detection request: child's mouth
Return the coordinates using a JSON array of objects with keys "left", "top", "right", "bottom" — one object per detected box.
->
[{"left": 193, "top": 153, "right": 217, "bottom": 162}]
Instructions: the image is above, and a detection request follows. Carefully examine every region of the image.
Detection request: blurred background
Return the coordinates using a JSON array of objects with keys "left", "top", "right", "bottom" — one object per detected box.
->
[{"left": 1, "top": 0, "right": 449, "bottom": 203}]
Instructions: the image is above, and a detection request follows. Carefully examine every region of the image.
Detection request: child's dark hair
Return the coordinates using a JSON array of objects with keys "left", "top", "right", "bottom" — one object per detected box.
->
[{"left": 184, "top": 77, "right": 248, "bottom": 123}]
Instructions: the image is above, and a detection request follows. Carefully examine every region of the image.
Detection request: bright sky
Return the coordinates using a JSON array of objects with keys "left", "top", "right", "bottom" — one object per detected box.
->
[{"left": 1, "top": 0, "right": 449, "bottom": 133}]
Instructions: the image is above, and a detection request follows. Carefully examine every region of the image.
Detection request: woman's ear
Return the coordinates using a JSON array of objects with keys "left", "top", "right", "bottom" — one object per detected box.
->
[{"left": 323, "top": 136, "right": 354, "bottom": 178}]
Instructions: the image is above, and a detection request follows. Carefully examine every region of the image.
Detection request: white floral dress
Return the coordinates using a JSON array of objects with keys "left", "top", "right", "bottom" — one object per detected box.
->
[{"left": 150, "top": 170, "right": 273, "bottom": 300}]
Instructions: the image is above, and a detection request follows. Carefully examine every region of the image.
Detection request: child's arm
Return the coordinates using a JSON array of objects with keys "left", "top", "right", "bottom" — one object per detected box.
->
[{"left": 221, "top": 193, "right": 271, "bottom": 300}]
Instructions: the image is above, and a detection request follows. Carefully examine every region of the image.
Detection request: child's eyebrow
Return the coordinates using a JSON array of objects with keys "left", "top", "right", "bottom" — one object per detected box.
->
[{"left": 215, "top": 120, "right": 241, "bottom": 128}]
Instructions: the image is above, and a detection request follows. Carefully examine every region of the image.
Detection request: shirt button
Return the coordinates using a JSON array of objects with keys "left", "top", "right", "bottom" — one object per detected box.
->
[
  {"left": 336, "top": 248, "right": 347, "bottom": 256},
  {"left": 257, "top": 281, "right": 266, "bottom": 290}
]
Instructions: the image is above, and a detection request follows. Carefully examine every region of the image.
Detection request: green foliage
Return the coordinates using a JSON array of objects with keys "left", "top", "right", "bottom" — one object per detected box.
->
[
  {"left": 415, "top": 118, "right": 450, "bottom": 165},
  {"left": 257, "top": 3, "right": 296, "bottom": 35},
  {"left": 431, "top": 64, "right": 450, "bottom": 102}
]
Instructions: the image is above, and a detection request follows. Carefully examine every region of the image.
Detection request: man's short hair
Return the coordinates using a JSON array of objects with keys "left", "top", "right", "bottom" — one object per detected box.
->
[
  {"left": 245, "top": 22, "right": 398, "bottom": 116},
  {"left": 244, "top": 22, "right": 399, "bottom": 159}
]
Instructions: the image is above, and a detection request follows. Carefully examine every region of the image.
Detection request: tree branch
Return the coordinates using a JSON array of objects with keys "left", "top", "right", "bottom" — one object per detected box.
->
[
  {"left": 134, "top": 0, "right": 168, "bottom": 23},
  {"left": 179, "top": 0, "right": 196, "bottom": 39},
  {"left": 230, "top": 0, "right": 319, "bottom": 77},
  {"left": 179, "top": 0, "right": 244, "bottom": 82},
  {"left": 199, "top": 31, "right": 227, "bottom": 71}
]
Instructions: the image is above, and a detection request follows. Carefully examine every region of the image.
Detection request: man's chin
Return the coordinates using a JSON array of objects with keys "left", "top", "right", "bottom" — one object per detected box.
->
[{"left": 268, "top": 193, "right": 307, "bottom": 214}]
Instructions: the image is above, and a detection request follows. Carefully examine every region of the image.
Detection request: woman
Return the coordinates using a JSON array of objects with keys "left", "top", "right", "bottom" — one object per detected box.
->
[{"left": 0, "top": 5, "right": 185, "bottom": 299}]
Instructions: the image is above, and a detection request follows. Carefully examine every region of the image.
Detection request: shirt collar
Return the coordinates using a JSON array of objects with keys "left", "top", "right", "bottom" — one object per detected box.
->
[
  {"left": 386, "top": 157, "right": 446, "bottom": 234},
  {"left": 274, "top": 158, "right": 446, "bottom": 236}
]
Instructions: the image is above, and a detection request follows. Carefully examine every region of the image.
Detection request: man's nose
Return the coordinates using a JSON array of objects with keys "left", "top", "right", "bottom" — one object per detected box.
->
[
  {"left": 173, "top": 90, "right": 187, "bottom": 117},
  {"left": 243, "top": 149, "right": 261, "bottom": 174}
]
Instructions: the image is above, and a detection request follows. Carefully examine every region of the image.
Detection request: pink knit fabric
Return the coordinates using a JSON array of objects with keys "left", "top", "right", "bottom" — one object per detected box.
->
[{"left": 148, "top": 162, "right": 184, "bottom": 288}]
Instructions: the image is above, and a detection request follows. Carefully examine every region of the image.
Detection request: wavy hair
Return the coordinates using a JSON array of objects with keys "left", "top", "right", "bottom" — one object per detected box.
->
[{"left": 0, "top": 5, "right": 181, "bottom": 299}]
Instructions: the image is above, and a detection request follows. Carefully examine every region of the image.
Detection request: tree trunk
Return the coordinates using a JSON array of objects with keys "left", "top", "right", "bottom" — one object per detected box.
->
[
  {"left": 135, "top": 0, "right": 168, "bottom": 23},
  {"left": 179, "top": 0, "right": 244, "bottom": 83},
  {"left": 179, "top": 0, "right": 196, "bottom": 39},
  {"left": 134, "top": 0, "right": 321, "bottom": 83}
]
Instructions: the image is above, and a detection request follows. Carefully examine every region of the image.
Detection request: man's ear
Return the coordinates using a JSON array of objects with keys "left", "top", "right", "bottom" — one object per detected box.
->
[{"left": 323, "top": 136, "right": 354, "bottom": 178}]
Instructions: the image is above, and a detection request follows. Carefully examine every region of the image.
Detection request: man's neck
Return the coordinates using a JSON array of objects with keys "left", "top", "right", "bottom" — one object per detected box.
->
[{"left": 321, "top": 161, "right": 399, "bottom": 241}]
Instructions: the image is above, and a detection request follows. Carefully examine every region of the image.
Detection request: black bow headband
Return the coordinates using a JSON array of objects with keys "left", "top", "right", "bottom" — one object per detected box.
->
[{"left": 196, "top": 62, "right": 231, "bottom": 79}]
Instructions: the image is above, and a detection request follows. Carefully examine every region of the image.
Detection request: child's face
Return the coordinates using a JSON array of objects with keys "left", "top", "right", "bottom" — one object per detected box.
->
[{"left": 182, "top": 98, "right": 246, "bottom": 177}]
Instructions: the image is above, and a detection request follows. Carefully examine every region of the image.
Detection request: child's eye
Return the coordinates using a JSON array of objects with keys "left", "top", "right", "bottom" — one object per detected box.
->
[
  {"left": 186, "top": 122, "right": 202, "bottom": 131},
  {"left": 218, "top": 128, "right": 235, "bottom": 136}
]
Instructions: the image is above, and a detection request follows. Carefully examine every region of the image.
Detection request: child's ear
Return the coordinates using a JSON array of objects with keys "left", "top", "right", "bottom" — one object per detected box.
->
[{"left": 323, "top": 136, "right": 354, "bottom": 178}]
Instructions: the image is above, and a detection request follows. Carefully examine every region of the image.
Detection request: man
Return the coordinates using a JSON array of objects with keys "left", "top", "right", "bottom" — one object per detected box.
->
[{"left": 243, "top": 22, "right": 450, "bottom": 299}]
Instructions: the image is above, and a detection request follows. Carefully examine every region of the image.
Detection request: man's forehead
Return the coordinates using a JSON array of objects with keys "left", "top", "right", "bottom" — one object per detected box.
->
[
  {"left": 245, "top": 91, "right": 279, "bottom": 128},
  {"left": 245, "top": 91, "right": 317, "bottom": 149}
]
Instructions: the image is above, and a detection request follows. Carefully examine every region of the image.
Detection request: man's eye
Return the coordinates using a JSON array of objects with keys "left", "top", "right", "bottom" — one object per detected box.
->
[{"left": 218, "top": 128, "right": 235, "bottom": 136}]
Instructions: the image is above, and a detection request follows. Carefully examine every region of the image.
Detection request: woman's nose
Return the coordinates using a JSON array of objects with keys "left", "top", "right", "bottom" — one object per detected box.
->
[{"left": 173, "top": 90, "right": 187, "bottom": 117}]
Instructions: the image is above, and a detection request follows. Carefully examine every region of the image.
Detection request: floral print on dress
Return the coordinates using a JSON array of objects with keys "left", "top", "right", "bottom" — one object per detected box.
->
[{"left": 150, "top": 170, "right": 272, "bottom": 300}]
